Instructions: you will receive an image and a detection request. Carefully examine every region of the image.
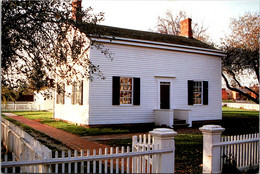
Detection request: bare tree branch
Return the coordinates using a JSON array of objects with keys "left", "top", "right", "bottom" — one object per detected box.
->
[{"left": 222, "top": 73, "right": 259, "bottom": 103}]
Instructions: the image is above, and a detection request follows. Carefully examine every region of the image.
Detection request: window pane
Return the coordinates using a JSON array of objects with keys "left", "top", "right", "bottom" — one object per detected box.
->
[
  {"left": 193, "top": 81, "right": 202, "bottom": 104},
  {"left": 120, "top": 77, "right": 133, "bottom": 104}
]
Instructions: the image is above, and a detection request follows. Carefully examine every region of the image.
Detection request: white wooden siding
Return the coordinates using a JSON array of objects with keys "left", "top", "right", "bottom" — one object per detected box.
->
[{"left": 88, "top": 43, "right": 222, "bottom": 125}]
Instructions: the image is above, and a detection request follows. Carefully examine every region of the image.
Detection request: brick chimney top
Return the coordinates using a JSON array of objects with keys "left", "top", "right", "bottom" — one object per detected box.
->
[
  {"left": 72, "top": 0, "right": 82, "bottom": 22},
  {"left": 180, "top": 18, "right": 193, "bottom": 38}
]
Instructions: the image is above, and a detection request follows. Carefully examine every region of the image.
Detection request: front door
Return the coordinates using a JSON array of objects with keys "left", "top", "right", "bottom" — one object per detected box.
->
[{"left": 160, "top": 82, "right": 170, "bottom": 109}]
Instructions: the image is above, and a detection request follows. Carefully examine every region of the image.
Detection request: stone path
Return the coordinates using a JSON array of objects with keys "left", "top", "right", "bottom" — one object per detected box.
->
[{"left": 2, "top": 113, "right": 108, "bottom": 151}]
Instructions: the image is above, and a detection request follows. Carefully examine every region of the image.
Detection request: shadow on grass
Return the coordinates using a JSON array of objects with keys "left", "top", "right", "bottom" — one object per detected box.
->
[{"left": 221, "top": 107, "right": 259, "bottom": 135}]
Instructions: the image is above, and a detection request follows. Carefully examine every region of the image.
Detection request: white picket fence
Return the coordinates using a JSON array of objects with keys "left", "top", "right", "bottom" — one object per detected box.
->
[
  {"left": 220, "top": 133, "right": 259, "bottom": 171},
  {"left": 222, "top": 102, "right": 259, "bottom": 111},
  {"left": 200, "top": 125, "right": 259, "bottom": 173},
  {"left": 1, "top": 128, "right": 177, "bottom": 173},
  {"left": 1, "top": 102, "right": 37, "bottom": 111},
  {"left": 1, "top": 117, "right": 52, "bottom": 173}
]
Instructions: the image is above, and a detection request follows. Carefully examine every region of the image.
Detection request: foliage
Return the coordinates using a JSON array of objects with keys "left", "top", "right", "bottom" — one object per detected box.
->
[
  {"left": 2, "top": 0, "right": 108, "bottom": 98},
  {"left": 155, "top": 10, "right": 212, "bottom": 44},
  {"left": 1, "top": 86, "right": 20, "bottom": 103},
  {"left": 221, "top": 12, "right": 259, "bottom": 104}
]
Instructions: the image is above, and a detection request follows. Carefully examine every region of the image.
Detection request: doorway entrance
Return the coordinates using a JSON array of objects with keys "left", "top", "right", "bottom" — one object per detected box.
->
[{"left": 160, "top": 82, "right": 170, "bottom": 109}]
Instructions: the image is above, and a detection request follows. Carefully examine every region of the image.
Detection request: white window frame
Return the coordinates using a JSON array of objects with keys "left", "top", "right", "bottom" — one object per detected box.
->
[
  {"left": 72, "top": 81, "right": 83, "bottom": 105},
  {"left": 120, "top": 77, "right": 133, "bottom": 105},
  {"left": 193, "top": 81, "right": 203, "bottom": 105}
]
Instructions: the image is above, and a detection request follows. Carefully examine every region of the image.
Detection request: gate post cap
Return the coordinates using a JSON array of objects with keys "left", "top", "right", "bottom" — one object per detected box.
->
[
  {"left": 149, "top": 128, "right": 177, "bottom": 137},
  {"left": 199, "top": 125, "right": 225, "bottom": 133}
]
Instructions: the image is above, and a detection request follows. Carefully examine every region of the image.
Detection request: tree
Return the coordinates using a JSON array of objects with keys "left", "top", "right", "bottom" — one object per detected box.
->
[
  {"left": 221, "top": 12, "right": 259, "bottom": 104},
  {"left": 155, "top": 10, "right": 212, "bottom": 44},
  {"left": 2, "top": 0, "right": 108, "bottom": 99}
]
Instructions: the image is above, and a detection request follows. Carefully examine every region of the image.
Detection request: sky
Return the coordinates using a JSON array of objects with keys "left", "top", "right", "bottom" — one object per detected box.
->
[{"left": 82, "top": 0, "right": 259, "bottom": 45}]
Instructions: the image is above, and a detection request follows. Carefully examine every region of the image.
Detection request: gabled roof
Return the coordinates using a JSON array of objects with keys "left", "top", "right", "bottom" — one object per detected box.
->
[{"left": 77, "top": 23, "right": 216, "bottom": 50}]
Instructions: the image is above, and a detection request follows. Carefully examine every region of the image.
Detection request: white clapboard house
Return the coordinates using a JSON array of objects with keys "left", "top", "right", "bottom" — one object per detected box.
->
[{"left": 54, "top": 0, "right": 226, "bottom": 127}]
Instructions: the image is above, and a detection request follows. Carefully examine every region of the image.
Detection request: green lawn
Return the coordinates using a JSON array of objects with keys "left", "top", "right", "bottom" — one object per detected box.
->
[
  {"left": 221, "top": 107, "right": 259, "bottom": 135},
  {"left": 1, "top": 115, "right": 70, "bottom": 151},
  {"left": 175, "top": 134, "right": 203, "bottom": 173},
  {"left": 13, "top": 111, "right": 53, "bottom": 120},
  {"left": 10, "top": 111, "right": 153, "bottom": 136}
]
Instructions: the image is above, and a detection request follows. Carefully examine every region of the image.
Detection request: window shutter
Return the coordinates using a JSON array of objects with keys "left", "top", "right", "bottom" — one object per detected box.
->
[
  {"left": 112, "top": 76, "right": 120, "bottom": 105},
  {"left": 188, "top": 80, "right": 194, "bottom": 105},
  {"left": 80, "top": 81, "right": 83, "bottom": 105},
  {"left": 203, "top": 81, "right": 208, "bottom": 105},
  {"left": 133, "top": 78, "right": 140, "bottom": 105}
]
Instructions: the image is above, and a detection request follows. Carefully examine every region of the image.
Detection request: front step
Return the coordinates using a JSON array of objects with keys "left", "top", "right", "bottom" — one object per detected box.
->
[{"left": 173, "top": 119, "right": 190, "bottom": 129}]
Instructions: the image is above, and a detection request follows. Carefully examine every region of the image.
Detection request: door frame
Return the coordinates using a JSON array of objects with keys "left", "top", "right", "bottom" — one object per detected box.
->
[
  {"left": 156, "top": 77, "right": 175, "bottom": 109},
  {"left": 160, "top": 82, "right": 170, "bottom": 109}
]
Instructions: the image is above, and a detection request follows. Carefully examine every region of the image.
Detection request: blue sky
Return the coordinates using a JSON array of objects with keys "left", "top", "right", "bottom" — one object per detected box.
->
[{"left": 82, "top": 0, "right": 259, "bottom": 45}]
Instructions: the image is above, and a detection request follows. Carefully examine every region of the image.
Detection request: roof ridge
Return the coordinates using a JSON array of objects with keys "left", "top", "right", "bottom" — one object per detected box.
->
[{"left": 78, "top": 23, "right": 216, "bottom": 50}]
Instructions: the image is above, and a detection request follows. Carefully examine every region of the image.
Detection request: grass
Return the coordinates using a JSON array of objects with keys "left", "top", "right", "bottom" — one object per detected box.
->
[
  {"left": 221, "top": 107, "right": 259, "bottom": 135},
  {"left": 12, "top": 111, "right": 53, "bottom": 120},
  {"left": 175, "top": 134, "right": 203, "bottom": 174},
  {"left": 222, "top": 100, "right": 235, "bottom": 103},
  {"left": 42, "top": 120, "right": 130, "bottom": 135},
  {"left": 1, "top": 115, "right": 70, "bottom": 151},
  {"left": 97, "top": 138, "right": 132, "bottom": 148},
  {"left": 10, "top": 111, "right": 153, "bottom": 136}
]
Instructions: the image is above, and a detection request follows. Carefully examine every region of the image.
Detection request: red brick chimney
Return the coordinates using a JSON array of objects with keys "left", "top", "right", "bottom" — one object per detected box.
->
[
  {"left": 71, "top": 0, "right": 82, "bottom": 22},
  {"left": 180, "top": 18, "right": 193, "bottom": 38}
]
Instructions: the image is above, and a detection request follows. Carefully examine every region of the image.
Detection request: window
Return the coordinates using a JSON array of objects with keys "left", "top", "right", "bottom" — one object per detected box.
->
[
  {"left": 112, "top": 76, "right": 140, "bottom": 106},
  {"left": 188, "top": 80, "right": 208, "bottom": 105},
  {"left": 72, "top": 81, "right": 83, "bottom": 105},
  {"left": 120, "top": 77, "right": 133, "bottom": 104},
  {"left": 193, "top": 81, "right": 202, "bottom": 104},
  {"left": 56, "top": 83, "right": 65, "bottom": 104}
]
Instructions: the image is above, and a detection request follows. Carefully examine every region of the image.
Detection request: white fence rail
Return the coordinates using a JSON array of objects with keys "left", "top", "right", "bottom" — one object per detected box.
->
[
  {"left": 2, "top": 128, "right": 177, "bottom": 173},
  {"left": 220, "top": 133, "right": 259, "bottom": 170},
  {"left": 222, "top": 102, "right": 259, "bottom": 111},
  {"left": 200, "top": 125, "right": 259, "bottom": 173},
  {"left": 1, "top": 117, "right": 52, "bottom": 173},
  {"left": 2, "top": 102, "right": 36, "bottom": 111}
]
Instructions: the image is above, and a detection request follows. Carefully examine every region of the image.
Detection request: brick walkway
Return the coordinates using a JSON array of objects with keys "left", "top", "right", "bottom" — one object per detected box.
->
[{"left": 3, "top": 113, "right": 108, "bottom": 151}]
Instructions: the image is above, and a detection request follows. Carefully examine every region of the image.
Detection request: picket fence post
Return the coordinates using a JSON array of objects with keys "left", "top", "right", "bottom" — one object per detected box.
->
[
  {"left": 199, "top": 125, "right": 225, "bottom": 174},
  {"left": 149, "top": 128, "right": 177, "bottom": 173}
]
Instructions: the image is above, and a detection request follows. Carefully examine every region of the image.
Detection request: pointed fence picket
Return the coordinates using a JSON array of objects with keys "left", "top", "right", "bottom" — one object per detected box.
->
[
  {"left": 2, "top": 144, "right": 169, "bottom": 173},
  {"left": 200, "top": 125, "right": 259, "bottom": 173},
  {"left": 1, "top": 117, "right": 52, "bottom": 173},
  {"left": 2, "top": 128, "right": 177, "bottom": 173},
  {"left": 220, "top": 133, "right": 259, "bottom": 170}
]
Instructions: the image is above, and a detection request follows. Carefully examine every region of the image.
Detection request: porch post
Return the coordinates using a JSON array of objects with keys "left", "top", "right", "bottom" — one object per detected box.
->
[
  {"left": 199, "top": 125, "right": 225, "bottom": 174},
  {"left": 149, "top": 128, "right": 177, "bottom": 173}
]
